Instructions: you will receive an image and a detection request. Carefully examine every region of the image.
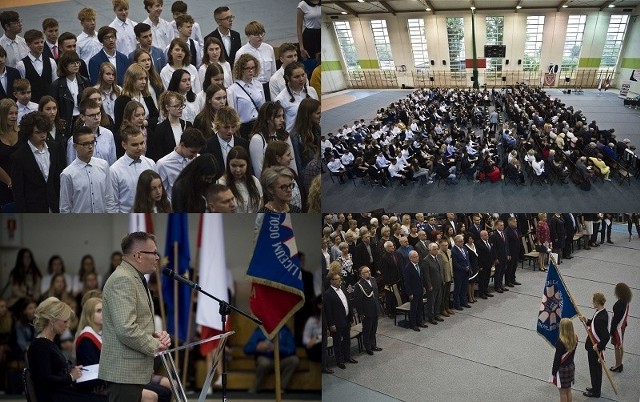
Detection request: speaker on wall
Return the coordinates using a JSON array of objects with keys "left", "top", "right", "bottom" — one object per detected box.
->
[
  {"left": 470, "top": 76, "right": 475, "bottom": 82},
  {"left": 442, "top": 60, "right": 447, "bottom": 65},
  {"left": 565, "top": 77, "right": 570, "bottom": 82},
  {"left": 518, "top": 59, "right": 522, "bottom": 65},
  {"left": 505, "top": 59, "right": 509, "bottom": 65},
  {"left": 502, "top": 77, "right": 506, "bottom": 82},
  {"left": 430, "top": 60, "right": 435, "bottom": 66},
  {"left": 430, "top": 77, "right": 434, "bottom": 82}
]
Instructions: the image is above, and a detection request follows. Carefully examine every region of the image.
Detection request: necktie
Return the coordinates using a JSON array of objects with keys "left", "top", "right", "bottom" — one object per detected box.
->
[
  {"left": 500, "top": 231, "right": 505, "bottom": 241},
  {"left": 52, "top": 45, "right": 58, "bottom": 59},
  {"left": 414, "top": 263, "right": 420, "bottom": 273}
]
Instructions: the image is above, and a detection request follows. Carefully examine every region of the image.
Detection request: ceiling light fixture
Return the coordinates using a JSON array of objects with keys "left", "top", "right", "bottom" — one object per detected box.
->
[
  {"left": 608, "top": 3, "right": 615, "bottom": 7},
  {"left": 341, "top": 11, "right": 347, "bottom": 14}
]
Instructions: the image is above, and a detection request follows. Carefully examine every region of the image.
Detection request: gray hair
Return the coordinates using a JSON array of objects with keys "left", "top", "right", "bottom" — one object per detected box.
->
[{"left": 260, "top": 166, "right": 294, "bottom": 200}]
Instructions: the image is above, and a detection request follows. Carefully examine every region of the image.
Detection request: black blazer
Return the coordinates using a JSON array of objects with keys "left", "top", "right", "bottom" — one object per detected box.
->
[
  {"left": 489, "top": 230, "right": 509, "bottom": 263},
  {"left": 204, "top": 28, "right": 242, "bottom": 68},
  {"left": 353, "top": 278, "right": 381, "bottom": 318},
  {"left": 505, "top": 226, "right": 521, "bottom": 258},
  {"left": 402, "top": 261, "right": 423, "bottom": 299},
  {"left": 323, "top": 286, "right": 352, "bottom": 330},
  {"left": 113, "top": 95, "right": 159, "bottom": 158},
  {"left": 50, "top": 75, "right": 91, "bottom": 141},
  {"left": 149, "top": 118, "right": 192, "bottom": 162},
  {"left": 475, "top": 238, "right": 493, "bottom": 269},
  {"left": 10, "top": 140, "right": 65, "bottom": 212},
  {"left": 352, "top": 241, "right": 374, "bottom": 274},
  {"left": 203, "top": 134, "right": 249, "bottom": 171},
  {"left": 585, "top": 309, "right": 610, "bottom": 352},
  {"left": 0, "top": 66, "right": 20, "bottom": 100}
]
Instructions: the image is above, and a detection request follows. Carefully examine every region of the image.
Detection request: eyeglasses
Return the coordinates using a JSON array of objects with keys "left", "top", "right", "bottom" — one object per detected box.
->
[
  {"left": 75, "top": 140, "right": 97, "bottom": 148},
  {"left": 138, "top": 250, "right": 160, "bottom": 257},
  {"left": 250, "top": 32, "right": 266, "bottom": 38},
  {"left": 278, "top": 183, "right": 295, "bottom": 191},
  {"left": 9, "top": 20, "right": 23, "bottom": 26},
  {"left": 85, "top": 111, "right": 101, "bottom": 119},
  {"left": 243, "top": 65, "right": 256, "bottom": 71},
  {"left": 68, "top": 61, "right": 81, "bottom": 66},
  {"left": 217, "top": 15, "right": 235, "bottom": 21},
  {"left": 169, "top": 104, "right": 186, "bottom": 110}
]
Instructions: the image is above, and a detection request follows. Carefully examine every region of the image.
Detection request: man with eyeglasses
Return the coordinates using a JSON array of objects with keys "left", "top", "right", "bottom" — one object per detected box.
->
[
  {"left": 234, "top": 20, "right": 276, "bottom": 101},
  {"left": 101, "top": 231, "right": 171, "bottom": 402},
  {"left": 66, "top": 98, "right": 117, "bottom": 166},
  {"left": 204, "top": 6, "right": 241, "bottom": 69},
  {"left": 60, "top": 125, "right": 116, "bottom": 213},
  {"left": 0, "top": 11, "right": 29, "bottom": 68},
  {"left": 88, "top": 26, "right": 130, "bottom": 86}
]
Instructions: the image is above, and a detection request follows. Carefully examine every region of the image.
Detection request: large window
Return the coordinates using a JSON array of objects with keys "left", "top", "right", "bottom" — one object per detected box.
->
[
  {"left": 523, "top": 16, "right": 545, "bottom": 71},
  {"left": 333, "top": 21, "right": 360, "bottom": 71},
  {"left": 407, "top": 18, "right": 430, "bottom": 70},
  {"left": 599, "top": 15, "right": 629, "bottom": 69},
  {"left": 371, "top": 20, "right": 394, "bottom": 70},
  {"left": 485, "top": 16, "right": 504, "bottom": 72},
  {"left": 561, "top": 15, "right": 586, "bottom": 76},
  {"left": 446, "top": 17, "right": 465, "bottom": 74}
]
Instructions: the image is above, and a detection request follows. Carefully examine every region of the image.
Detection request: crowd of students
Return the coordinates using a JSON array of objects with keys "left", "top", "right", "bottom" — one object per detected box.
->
[{"left": 0, "top": 0, "right": 322, "bottom": 213}]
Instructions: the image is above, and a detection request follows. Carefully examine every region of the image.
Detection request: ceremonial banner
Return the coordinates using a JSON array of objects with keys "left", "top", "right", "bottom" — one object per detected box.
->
[
  {"left": 162, "top": 213, "right": 191, "bottom": 340},
  {"left": 544, "top": 73, "right": 556, "bottom": 86},
  {"left": 247, "top": 213, "right": 305, "bottom": 339},
  {"left": 537, "top": 261, "right": 578, "bottom": 346}
]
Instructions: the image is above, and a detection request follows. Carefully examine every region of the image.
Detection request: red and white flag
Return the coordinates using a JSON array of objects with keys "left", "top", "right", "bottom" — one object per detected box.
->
[
  {"left": 129, "top": 213, "right": 154, "bottom": 234},
  {"left": 195, "top": 214, "right": 230, "bottom": 355}
]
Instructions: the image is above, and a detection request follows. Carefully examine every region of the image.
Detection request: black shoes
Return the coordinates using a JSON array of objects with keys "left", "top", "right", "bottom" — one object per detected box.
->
[
  {"left": 513, "top": 281, "right": 522, "bottom": 285},
  {"left": 607, "top": 240, "right": 614, "bottom": 244},
  {"left": 365, "top": 350, "right": 374, "bottom": 355},
  {"left": 418, "top": 323, "right": 428, "bottom": 328},
  {"left": 495, "top": 289, "right": 503, "bottom": 293},
  {"left": 583, "top": 390, "right": 600, "bottom": 398},
  {"left": 487, "top": 293, "right": 494, "bottom": 297},
  {"left": 412, "top": 327, "right": 421, "bottom": 331},
  {"left": 609, "top": 364, "right": 623, "bottom": 372},
  {"left": 502, "top": 287, "right": 509, "bottom": 291},
  {"left": 346, "top": 358, "right": 358, "bottom": 363},
  {"left": 454, "top": 306, "right": 463, "bottom": 311},
  {"left": 372, "top": 347, "right": 383, "bottom": 351},
  {"left": 337, "top": 363, "right": 346, "bottom": 369},
  {"left": 462, "top": 304, "right": 471, "bottom": 308},
  {"left": 435, "top": 316, "right": 444, "bottom": 322},
  {"left": 480, "top": 295, "right": 488, "bottom": 299}
]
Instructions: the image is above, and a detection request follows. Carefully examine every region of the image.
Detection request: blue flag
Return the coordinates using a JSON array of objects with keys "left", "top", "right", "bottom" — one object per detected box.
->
[
  {"left": 537, "top": 260, "right": 578, "bottom": 346},
  {"left": 162, "top": 213, "right": 191, "bottom": 341},
  {"left": 246, "top": 213, "right": 305, "bottom": 339}
]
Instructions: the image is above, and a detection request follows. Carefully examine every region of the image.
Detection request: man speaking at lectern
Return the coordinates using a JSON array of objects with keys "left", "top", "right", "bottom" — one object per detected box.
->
[{"left": 100, "top": 232, "right": 171, "bottom": 402}]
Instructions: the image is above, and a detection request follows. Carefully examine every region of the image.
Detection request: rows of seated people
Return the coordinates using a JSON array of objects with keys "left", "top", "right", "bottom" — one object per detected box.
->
[
  {"left": 322, "top": 84, "right": 638, "bottom": 189},
  {"left": 0, "top": 0, "right": 322, "bottom": 213}
]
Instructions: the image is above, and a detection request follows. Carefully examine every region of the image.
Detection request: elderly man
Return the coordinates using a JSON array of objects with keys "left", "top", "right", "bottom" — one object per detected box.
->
[
  {"left": 423, "top": 242, "right": 444, "bottom": 324},
  {"left": 451, "top": 235, "right": 471, "bottom": 310},
  {"left": 323, "top": 272, "right": 357, "bottom": 370},
  {"left": 353, "top": 266, "right": 383, "bottom": 355},
  {"left": 475, "top": 230, "right": 494, "bottom": 299},
  {"left": 378, "top": 240, "right": 404, "bottom": 316},
  {"left": 402, "top": 251, "right": 427, "bottom": 331}
]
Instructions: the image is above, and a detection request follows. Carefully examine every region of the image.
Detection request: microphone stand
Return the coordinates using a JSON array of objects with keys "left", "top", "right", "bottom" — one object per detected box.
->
[{"left": 164, "top": 269, "right": 262, "bottom": 402}]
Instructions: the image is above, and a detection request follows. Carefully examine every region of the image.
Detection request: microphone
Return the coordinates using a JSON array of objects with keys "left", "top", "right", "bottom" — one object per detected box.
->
[{"left": 162, "top": 267, "right": 201, "bottom": 290}]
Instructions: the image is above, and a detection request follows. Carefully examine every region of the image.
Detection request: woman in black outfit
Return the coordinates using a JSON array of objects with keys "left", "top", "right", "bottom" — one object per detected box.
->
[
  {"left": 609, "top": 282, "right": 632, "bottom": 373},
  {"left": 551, "top": 318, "right": 577, "bottom": 402},
  {"left": 27, "top": 297, "right": 106, "bottom": 402},
  {"left": 50, "top": 51, "right": 90, "bottom": 142},
  {"left": 171, "top": 153, "right": 221, "bottom": 212}
]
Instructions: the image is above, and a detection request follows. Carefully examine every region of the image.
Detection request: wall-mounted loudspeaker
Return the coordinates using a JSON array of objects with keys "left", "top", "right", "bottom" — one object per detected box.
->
[
  {"left": 470, "top": 77, "right": 475, "bottom": 82},
  {"left": 430, "top": 60, "right": 435, "bottom": 66},
  {"left": 565, "top": 77, "right": 570, "bottom": 82},
  {"left": 502, "top": 77, "right": 506, "bottom": 82},
  {"left": 429, "top": 77, "right": 434, "bottom": 82},
  {"left": 518, "top": 59, "right": 522, "bottom": 65},
  {"left": 442, "top": 60, "right": 446, "bottom": 65},
  {"left": 505, "top": 59, "right": 509, "bottom": 65}
]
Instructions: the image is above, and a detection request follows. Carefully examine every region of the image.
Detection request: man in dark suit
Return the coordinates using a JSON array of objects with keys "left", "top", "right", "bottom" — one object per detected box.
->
[
  {"left": 489, "top": 220, "right": 510, "bottom": 293},
  {"left": 504, "top": 216, "right": 522, "bottom": 287},
  {"left": 579, "top": 292, "right": 610, "bottom": 398},
  {"left": 562, "top": 213, "right": 577, "bottom": 259},
  {"left": 0, "top": 45, "right": 20, "bottom": 99},
  {"left": 468, "top": 214, "right": 484, "bottom": 241},
  {"left": 128, "top": 23, "right": 167, "bottom": 74},
  {"left": 378, "top": 240, "right": 404, "bottom": 316},
  {"left": 413, "top": 230, "right": 429, "bottom": 260},
  {"left": 422, "top": 242, "right": 443, "bottom": 324},
  {"left": 402, "top": 251, "right": 427, "bottom": 331},
  {"left": 353, "top": 265, "right": 382, "bottom": 355},
  {"left": 203, "top": 106, "right": 250, "bottom": 171},
  {"left": 323, "top": 272, "right": 357, "bottom": 370},
  {"left": 88, "top": 26, "right": 130, "bottom": 86},
  {"left": 204, "top": 6, "right": 241, "bottom": 69},
  {"left": 424, "top": 215, "right": 439, "bottom": 241},
  {"left": 475, "top": 230, "right": 494, "bottom": 299},
  {"left": 353, "top": 231, "right": 375, "bottom": 274},
  {"left": 451, "top": 235, "right": 471, "bottom": 310},
  {"left": 10, "top": 111, "right": 65, "bottom": 212}
]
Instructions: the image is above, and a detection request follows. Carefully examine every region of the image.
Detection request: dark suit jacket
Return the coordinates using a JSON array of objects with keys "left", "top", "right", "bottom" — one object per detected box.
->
[
  {"left": 505, "top": 226, "right": 521, "bottom": 259},
  {"left": 323, "top": 286, "right": 351, "bottom": 330},
  {"left": 88, "top": 50, "right": 130, "bottom": 85},
  {"left": 149, "top": 118, "right": 192, "bottom": 161},
  {"left": 475, "top": 238, "right": 493, "bottom": 269},
  {"left": 113, "top": 95, "right": 159, "bottom": 158},
  {"left": 414, "top": 240, "right": 429, "bottom": 260},
  {"left": 353, "top": 278, "right": 381, "bottom": 318},
  {"left": 469, "top": 224, "right": 483, "bottom": 241},
  {"left": 42, "top": 42, "right": 56, "bottom": 62},
  {"left": 10, "top": 141, "right": 65, "bottom": 212},
  {"left": 353, "top": 241, "right": 374, "bottom": 273},
  {"left": 423, "top": 254, "right": 443, "bottom": 290},
  {"left": 128, "top": 46, "right": 167, "bottom": 73},
  {"left": 585, "top": 309, "right": 610, "bottom": 352},
  {"left": 451, "top": 245, "right": 469, "bottom": 276},
  {"left": 50, "top": 75, "right": 91, "bottom": 141},
  {"left": 402, "top": 261, "right": 423, "bottom": 299},
  {"left": 0, "top": 66, "right": 20, "bottom": 100},
  {"left": 549, "top": 215, "right": 566, "bottom": 247},
  {"left": 204, "top": 28, "right": 242, "bottom": 68},
  {"left": 489, "top": 230, "right": 509, "bottom": 263},
  {"left": 562, "top": 213, "right": 577, "bottom": 237},
  {"left": 379, "top": 250, "right": 404, "bottom": 285},
  {"left": 203, "top": 134, "right": 249, "bottom": 171}
]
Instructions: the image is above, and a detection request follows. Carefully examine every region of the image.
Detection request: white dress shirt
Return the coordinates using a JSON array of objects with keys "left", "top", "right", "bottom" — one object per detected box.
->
[
  {"left": 17, "top": 101, "right": 39, "bottom": 125},
  {"left": 226, "top": 79, "right": 265, "bottom": 123},
  {"left": 217, "top": 28, "right": 232, "bottom": 58},
  {"left": 0, "top": 34, "right": 29, "bottom": 68},
  {"left": 28, "top": 140, "right": 50, "bottom": 181},
  {"left": 217, "top": 174, "right": 262, "bottom": 213},
  {"left": 274, "top": 85, "right": 318, "bottom": 133},
  {"left": 157, "top": 150, "right": 193, "bottom": 201},
  {"left": 109, "top": 153, "right": 157, "bottom": 212},
  {"left": 59, "top": 156, "right": 117, "bottom": 213},
  {"left": 66, "top": 127, "right": 117, "bottom": 166},
  {"left": 76, "top": 31, "right": 102, "bottom": 66},
  {"left": 198, "top": 60, "right": 232, "bottom": 88},
  {"left": 160, "top": 63, "right": 201, "bottom": 93},
  {"left": 171, "top": 20, "right": 204, "bottom": 49},
  {"left": 109, "top": 17, "right": 138, "bottom": 56},
  {"left": 142, "top": 17, "right": 175, "bottom": 51},
  {"left": 248, "top": 132, "right": 297, "bottom": 177},
  {"left": 234, "top": 42, "right": 276, "bottom": 83},
  {"left": 332, "top": 285, "right": 349, "bottom": 316}
]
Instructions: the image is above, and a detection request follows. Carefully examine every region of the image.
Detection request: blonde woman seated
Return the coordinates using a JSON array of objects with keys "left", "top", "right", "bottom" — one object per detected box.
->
[{"left": 588, "top": 154, "right": 612, "bottom": 181}]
